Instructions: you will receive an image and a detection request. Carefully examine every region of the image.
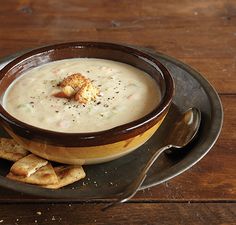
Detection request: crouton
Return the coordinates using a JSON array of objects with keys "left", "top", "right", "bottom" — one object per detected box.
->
[
  {"left": 53, "top": 73, "right": 99, "bottom": 104},
  {"left": 75, "top": 83, "right": 100, "bottom": 104},
  {"left": 59, "top": 73, "right": 88, "bottom": 89}
]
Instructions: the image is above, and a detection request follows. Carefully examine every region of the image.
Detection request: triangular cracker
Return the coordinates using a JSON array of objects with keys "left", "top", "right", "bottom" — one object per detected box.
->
[
  {"left": 7, "top": 163, "right": 58, "bottom": 185},
  {"left": 10, "top": 154, "right": 48, "bottom": 177},
  {"left": 0, "top": 138, "right": 28, "bottom": 161},
  {"left": 43, "top": 165, "right": 86, "bottom": 189}
]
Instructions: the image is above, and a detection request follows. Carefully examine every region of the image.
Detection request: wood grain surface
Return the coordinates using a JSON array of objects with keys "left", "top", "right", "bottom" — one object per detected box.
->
[
  {"left": 0, "top": 203, "right": 235, "bottom": 225},
  {"left": 0, "top": 0, "right": 235, "bottom": 224}
]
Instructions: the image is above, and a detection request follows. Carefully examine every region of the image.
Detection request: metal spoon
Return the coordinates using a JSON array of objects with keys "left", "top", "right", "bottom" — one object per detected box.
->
[{"left": 103, "top": 107, "right": 201, "bottom": 210}]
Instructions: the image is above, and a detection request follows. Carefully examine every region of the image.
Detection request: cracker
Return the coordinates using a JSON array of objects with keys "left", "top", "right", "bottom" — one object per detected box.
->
[
  {"left": 0, "top": 138, "right": 28, "bottom": 161},
  {"left": 10, "top": 154, "right": 48, "bottom": 177},
  {"left": 7, "top": 163, "right": 58, "bottom": 185},
  {"left": 43, "top": 165, "right": 86, "bottom": 189}
]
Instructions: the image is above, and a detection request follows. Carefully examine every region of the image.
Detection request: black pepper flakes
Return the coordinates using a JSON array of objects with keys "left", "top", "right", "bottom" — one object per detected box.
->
[
  {"left": 97, "top": 101, "right": 101, "bottom": 105},
  {"left": 55, "top": 111, "right": 59, "bottom": 113}
]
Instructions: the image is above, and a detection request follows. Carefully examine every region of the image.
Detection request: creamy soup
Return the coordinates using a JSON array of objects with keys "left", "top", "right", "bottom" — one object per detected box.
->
[{"left": 3, "top": 58, "right": 161, "bottom": 133}]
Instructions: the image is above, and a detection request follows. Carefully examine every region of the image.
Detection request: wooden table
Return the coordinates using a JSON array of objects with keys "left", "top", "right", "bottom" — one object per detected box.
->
[{"left": 0, "top": 1, "right": 235, "bottom": 224}]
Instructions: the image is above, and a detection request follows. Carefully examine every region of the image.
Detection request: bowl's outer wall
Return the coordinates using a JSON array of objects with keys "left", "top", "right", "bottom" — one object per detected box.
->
[{"left": 5, "top": 116, "right": 166, "bottom": 164}]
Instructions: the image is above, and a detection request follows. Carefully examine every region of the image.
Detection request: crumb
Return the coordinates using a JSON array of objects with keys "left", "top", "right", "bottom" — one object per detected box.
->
[{"left": 36, "top": 211, "right": 42, "bottom": 215}]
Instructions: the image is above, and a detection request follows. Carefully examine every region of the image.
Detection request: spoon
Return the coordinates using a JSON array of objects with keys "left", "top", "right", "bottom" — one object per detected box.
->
[{"left": 103, "top": 107, "right": 201, "bottom": 210}]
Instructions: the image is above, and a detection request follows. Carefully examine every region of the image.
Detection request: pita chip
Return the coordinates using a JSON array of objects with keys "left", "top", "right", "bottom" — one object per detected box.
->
[
  {"left": 43, "top": 165, "right": 86, "bottom": 189},
  {"left": 0, "top": 138, "right": 28, "bottom": 161},
  {"left": 10, "top": 154, "right": 48, "bottom": 177},
  {"left": 7, "top": 163, "right": 58, "bottom": 185}
]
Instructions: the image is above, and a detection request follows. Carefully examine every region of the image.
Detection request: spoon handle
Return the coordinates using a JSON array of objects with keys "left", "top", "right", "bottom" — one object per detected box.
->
[
  {"left": 141, "top": 144, "right": 172, "bottom": 177},
  {"left": 102, "top": 144, "right": 172, "bottom": 211}
]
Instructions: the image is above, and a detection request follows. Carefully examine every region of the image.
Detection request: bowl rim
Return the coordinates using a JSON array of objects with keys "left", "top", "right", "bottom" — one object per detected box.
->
[{"left": 0, "top": 42, "right": 174, "bottom": 146}]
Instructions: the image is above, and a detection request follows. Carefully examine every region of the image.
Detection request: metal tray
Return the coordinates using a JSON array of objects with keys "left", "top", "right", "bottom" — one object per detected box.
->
[{"left": 0, "top": 47, "right": 223, "bottom": 200}]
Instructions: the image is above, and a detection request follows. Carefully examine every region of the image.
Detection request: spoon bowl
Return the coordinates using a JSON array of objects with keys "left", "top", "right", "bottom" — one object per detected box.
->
[{"left": 165, "top": 107, "right": 201, "bottom": 149}]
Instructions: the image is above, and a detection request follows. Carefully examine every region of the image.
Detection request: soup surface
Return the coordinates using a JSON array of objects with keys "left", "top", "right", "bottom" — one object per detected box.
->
[{"left": 3, "top": 58, "right": 161, "bottom": 133}]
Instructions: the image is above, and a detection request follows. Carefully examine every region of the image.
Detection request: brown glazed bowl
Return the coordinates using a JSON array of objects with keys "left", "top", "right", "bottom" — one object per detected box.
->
[{"left": 0, "top": 42, "right": 174, "bottom": 164}]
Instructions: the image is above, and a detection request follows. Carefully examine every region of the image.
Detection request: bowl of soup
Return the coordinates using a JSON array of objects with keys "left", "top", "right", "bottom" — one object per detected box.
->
[{"left": 0, "top": 42, "right": 174, "bottom": 164}]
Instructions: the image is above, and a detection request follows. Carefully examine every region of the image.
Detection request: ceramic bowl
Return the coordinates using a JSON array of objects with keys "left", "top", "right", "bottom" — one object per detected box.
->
[{"left": 0, "top": 42, "right": 174, "bottom": 164}]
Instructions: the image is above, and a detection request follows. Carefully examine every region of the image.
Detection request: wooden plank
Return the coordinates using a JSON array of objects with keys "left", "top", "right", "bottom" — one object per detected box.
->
[
  {"left": 0, "top": 95, "right": 234, "bottom": 202},
  {"left": 0, "top": 203, "right": 235, "bottom": 225},
  {"left": 0, "top": 0, "right": 235, "bottom": 93}
]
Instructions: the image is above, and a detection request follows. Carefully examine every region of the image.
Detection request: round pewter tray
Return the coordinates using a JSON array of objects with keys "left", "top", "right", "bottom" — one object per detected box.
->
[{"left": 0, "top": 47, "right": 223, "bottom": 199}]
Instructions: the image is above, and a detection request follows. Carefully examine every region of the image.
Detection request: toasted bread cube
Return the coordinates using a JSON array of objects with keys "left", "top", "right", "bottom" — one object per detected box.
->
[
  {"left": 59, "top": 73, "right": 88, "bottom": 89},
  {"left": 75, "top": 83, "right": 99, "bottom": 104},
  {"left": 62, "top": 85, "right": 76, "bottom": 97}
]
